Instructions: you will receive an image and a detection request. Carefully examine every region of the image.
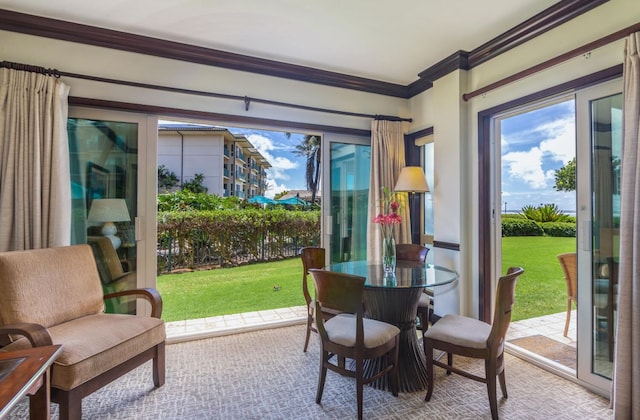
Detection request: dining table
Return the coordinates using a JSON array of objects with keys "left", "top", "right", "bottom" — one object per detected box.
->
[{"left": 327, "top": 260, "right": 459, "bottom": 393}]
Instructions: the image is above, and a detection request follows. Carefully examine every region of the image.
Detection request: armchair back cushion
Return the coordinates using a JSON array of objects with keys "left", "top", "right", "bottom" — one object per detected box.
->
[{"left": 0, "top": 245, "right": 105, "bottom": 328}]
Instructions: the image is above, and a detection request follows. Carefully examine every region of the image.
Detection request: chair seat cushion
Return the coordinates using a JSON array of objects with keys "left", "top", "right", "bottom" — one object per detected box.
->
[
  {"left": 424, "top": 314, "right": 491, "bottom": 349},
  {"left": 325, "top": 313, "right": 399, "bottom": 349},
  {"left": 3, "top": 313, "right": 165, "bottom": 390}
]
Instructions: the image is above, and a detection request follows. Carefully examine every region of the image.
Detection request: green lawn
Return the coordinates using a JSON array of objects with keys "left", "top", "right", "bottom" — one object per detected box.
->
[
  {"left": 502, "top": 236, "right": 575, "bottom": 321},
  {"left": 158, "top": 258, "right": 304, "bottom": 322},
  {"left": 157, "top": 236, "right": 576, "bottom": 322}
]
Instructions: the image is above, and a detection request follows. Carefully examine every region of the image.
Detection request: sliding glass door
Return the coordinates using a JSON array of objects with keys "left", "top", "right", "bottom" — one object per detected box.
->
[
  {"left": 322, "top": 134, "right": 371, "bottom": 264},
  {"left": 575, "top": 80, "right": 622, "bottom": 391},
  {"left": 68, "top": 108, "right": 158, "bottom": 313}
]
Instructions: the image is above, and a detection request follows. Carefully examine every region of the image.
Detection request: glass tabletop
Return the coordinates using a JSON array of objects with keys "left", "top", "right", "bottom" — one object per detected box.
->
[{"left": 327, "top": 260, "right": 459, "bottom": 288}]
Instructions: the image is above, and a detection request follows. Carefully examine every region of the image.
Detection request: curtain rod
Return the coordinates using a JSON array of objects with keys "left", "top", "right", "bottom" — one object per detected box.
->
[
  {"left": 0, "top": 60, "right": 60, "bottom": 77},
  {"left": 0, "top": 60, "right": 411, "bottom": 123},
  {"left": 463, "top": 21, "right": 640, "bottom": 101}
]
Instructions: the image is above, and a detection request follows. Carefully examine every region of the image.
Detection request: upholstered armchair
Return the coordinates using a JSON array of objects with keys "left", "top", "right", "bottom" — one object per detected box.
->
[{"left": 0, "top": 244, "right": 165, "bottom": 420}]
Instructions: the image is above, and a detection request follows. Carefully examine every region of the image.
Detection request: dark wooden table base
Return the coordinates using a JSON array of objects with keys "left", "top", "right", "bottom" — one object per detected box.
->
[{"left": 363, "top": 287, "right": 428, "bottom": 392}]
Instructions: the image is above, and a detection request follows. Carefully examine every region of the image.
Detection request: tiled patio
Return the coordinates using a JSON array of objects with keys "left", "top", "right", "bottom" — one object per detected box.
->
[{"left": 166, "top": 306, "right": 577, "bottom": 348}]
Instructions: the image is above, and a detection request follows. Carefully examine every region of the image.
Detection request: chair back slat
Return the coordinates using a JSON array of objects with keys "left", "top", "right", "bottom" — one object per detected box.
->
[
  {"left": 488, "top": 267, "right": 524, "bottom": 349},
  {"left": 557, "top": 253, "right": 577, "bottom": 299},
  {"left": 308, "top": 269, "right": 364, "bottom": 315},
  {"left": 395, "top": 244, "right": 429, "bottom": 264},
  {"left": 300, "top": 247, "right": 325, "bottom": 305}
]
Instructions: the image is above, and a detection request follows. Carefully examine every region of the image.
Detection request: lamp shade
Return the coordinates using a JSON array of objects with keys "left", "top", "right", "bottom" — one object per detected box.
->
[
  {"left": 87, "top": 199, "right": 131, "bottom": 223},
  {"left": 394, "top": 166, "right": 429, "bottom": 193}
]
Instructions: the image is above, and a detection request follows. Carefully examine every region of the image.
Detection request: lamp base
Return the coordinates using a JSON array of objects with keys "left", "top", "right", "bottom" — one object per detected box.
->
[{"left": 101, "top": 222, "right": 121, "bottom": 250}]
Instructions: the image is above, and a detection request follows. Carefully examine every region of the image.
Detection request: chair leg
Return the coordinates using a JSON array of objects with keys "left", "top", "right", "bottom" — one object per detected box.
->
[
  {"left": 563, "top": 298, "right": 571, "bottom": 337},
  {"left": 498, "top": 370, "right": 508, "bottom": 399},
  {"left": 356, "top": 360, "right": 364, "bottom": 420},
  {"left": 153, "top": 342, "right": 166, "bottom": 387},
  {"left": 424, "top": 339, "right": 434, "bottom": 402},
  {"left": 389, "top": 336, "right": 400, "bottom": 397},
  {"left": 316, "top": 351, "right": 328, "bottom": 404},
  {"left": 303, "top": 314, "right": 313, "bottom": 352},
  {"left": 446, "top": 353, "right": 453, "bottom": 375},
  {"left": 56, "top": 389, "right": 82, "bottom": 420},
  {"left": 486, "top": 359, "right": 499, "bottom": 420}
]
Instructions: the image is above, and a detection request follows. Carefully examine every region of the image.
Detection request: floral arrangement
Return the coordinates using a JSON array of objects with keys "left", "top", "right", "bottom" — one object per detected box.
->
[
  {"left": 373, "top": 187, "right": 402, "bottom": 239},
  {"left": 373, "top": 187, "right": 402, "bottom": 271}
]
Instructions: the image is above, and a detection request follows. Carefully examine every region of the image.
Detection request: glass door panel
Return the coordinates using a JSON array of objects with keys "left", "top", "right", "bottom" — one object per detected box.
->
[
  {"left": 327, "top": 142, "right": 371, "bottom": 264},
  {"left": 68, "top": 117, "right": 138, "bottom": 313},
  {"left": 576, "top": 80, "right": 622, "bottom": 392}
]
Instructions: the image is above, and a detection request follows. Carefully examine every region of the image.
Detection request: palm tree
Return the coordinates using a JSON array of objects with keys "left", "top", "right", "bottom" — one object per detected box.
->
[{"left": 293, "top": 135, "right": 321, "bottom": 204}]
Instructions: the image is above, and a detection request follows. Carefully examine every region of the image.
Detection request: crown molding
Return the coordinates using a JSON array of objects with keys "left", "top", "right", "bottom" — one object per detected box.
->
[
  {"left": 0, "top": 9, "right": 409, "bottom": 98},
  {"left": 412, "top": 0, "right": 608, "bottom": 95},
  {"left": 0, "top": 0, "right": 608, "bottom": 99}
]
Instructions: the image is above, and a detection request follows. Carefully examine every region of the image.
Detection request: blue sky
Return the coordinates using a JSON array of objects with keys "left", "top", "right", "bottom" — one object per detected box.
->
[
  {"left": 500, "top": 99, "right": 576, "bottom": 214},
  {"left": 225, "top": 127, "right": 308, "bottom": 198}
]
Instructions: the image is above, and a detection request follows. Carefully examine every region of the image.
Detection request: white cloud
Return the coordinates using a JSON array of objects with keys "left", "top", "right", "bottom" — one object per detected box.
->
[
  {"left": 502, "top": 115, "right": 575, "bottom": 189},
  {"left": 246, "top": 133, "right": 299, "bottom": 186},
  {"left": 503, "top": 148, "right": 550, "bottom": 189},
  {"left": 263, "top": 179, "right": 288, "bottom": 198},
  {"left": 537, "top": 116, "right": 575, "bottom": 164}
]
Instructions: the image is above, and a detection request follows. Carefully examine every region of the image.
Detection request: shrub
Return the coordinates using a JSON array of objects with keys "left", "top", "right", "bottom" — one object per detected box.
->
[
  {"left": 519, "top": 203, "right": 570, "bottom": 223},
  {"left": 541, "top": 222, "right": 576, "bottom": 237},
  {"left": 501, "top": 218, "right": 544, "bottom": 237}
]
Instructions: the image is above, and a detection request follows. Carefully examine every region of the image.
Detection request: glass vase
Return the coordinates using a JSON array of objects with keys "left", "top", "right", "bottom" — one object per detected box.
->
[{"left": 382, "top": 236, "right": 396, "bottom": 273}]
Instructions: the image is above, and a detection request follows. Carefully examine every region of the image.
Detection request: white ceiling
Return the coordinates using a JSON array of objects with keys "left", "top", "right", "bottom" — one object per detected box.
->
[{"left": 0, "top": 0, "right": 559, "bottom": 85}]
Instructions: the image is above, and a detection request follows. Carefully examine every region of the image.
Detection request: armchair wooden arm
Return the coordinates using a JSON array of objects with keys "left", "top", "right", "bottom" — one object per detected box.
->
[
  {"left": 0, "top": 322, "right": 53, "bottom": 347},
  {"left": 103, "top": 287, "right": 163, "bottom": 318}
]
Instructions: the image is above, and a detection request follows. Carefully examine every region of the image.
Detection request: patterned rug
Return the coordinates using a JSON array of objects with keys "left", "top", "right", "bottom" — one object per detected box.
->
[
  {"left": 509, "top": 334, "right": 577, "bottom": 370},
  {"left": 7, "top": 325, "right": 609, "bottom": 419}
]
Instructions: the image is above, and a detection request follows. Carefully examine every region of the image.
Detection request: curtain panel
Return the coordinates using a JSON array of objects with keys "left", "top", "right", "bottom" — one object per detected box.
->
[
  {"left": 613, "top": 31, "right": 640, "bottom": 419},
  {"left": 0, "top": 67, "right": 71, "bottom": 251},
  {"left": 367, "top": 120, "right": 411, "bottom": 263}
]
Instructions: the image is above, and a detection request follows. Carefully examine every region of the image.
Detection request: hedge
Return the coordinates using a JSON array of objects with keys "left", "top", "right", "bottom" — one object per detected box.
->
[{"left": 157, "top": 208, "right": 320, "bottom": 273}]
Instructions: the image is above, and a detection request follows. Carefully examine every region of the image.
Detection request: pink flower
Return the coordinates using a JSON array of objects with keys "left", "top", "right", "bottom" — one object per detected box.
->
[{"left": 372, "top": 188, "right": 402, "bottom": 241}]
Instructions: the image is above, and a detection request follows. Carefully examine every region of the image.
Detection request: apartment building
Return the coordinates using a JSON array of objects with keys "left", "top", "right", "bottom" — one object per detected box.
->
[{"left": 158, "top": 124, "right": 271, "bottom": 198}]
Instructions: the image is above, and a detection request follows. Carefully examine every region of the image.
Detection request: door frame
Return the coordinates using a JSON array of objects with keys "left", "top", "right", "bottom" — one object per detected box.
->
[{"left": 477, "top": 67, "right": 622, "bottom": 397}]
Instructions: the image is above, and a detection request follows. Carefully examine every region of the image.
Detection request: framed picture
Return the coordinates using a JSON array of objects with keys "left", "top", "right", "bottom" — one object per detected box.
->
[{"left": 86, "top": 162, "right": 109, "bottom": 210}]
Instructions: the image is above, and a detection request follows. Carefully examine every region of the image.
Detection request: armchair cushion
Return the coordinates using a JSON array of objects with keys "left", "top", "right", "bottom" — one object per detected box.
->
[
  {"left": 3, "top": 313, "right": 164, "bottom": 390},
  {"left": 0, "top": 245, "right": 104, "bottom": 328}
]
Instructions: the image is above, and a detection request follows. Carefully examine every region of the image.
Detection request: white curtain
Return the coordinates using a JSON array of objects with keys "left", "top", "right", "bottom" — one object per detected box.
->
[
  {"left": 613, "top": 32, "right": 640, "bottom": 419},
  {"left": 0, "top": 67, "right": 71, "bottom": 251},
  {"left": 367, "top": 119, "right": 411, "bottom": 263}
]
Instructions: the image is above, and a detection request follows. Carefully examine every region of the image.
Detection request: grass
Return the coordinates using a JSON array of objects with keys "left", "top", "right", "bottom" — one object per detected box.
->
[
  {"left": 157, "top": 258, "right": 304, "bottom": 322},
  {"left": 502, "top": 236, "right": 575, "bottom": 321},
  {"left": 157, "top": 236, "right": 576, "bottom": 322}
]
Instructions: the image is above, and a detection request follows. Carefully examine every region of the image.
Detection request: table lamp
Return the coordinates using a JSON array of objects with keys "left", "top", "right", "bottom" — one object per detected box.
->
[
  {"left": 87, "top": 199, "right": 131, "bottom": 249},
  {"left": 394, "top": 166, "right": 429, "bottom": 195}
]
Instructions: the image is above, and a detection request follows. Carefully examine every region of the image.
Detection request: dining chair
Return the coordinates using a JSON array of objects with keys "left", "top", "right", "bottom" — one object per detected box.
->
[
  {"left": 395, "top": 243, "right": 431, "bottom": 331},
  {"left": 423, "top": 266, "right": 524, "bottom": 420},
  {"left": 557, "top": 253, "right": 577, "bottom": 337},
  {"left": 299, "top": 247, "right": 326, "bottom": 352},
  {"left": 308, "top": 268, "right": 400, "bottom": 420}
]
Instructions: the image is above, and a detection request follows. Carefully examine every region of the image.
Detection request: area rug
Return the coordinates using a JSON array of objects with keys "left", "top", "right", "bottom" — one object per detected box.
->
[
  {"left": 509, "top": 334, "right": 576, "bottom": 370},
  {"left": 7, "top": 325, "right": 609, "bottom": 419}
]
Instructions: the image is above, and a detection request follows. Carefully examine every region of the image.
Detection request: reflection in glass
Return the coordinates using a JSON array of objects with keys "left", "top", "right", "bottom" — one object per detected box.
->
[
  {"left": 590, "top": 93, "right": 622, "bottom": 379},
  {"left": 329, "top": 143, "right": 371, "bottom": 264}
]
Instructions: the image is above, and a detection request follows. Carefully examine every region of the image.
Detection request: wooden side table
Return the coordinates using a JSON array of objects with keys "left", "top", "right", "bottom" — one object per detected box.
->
[{"left": 0, "top": 345, "right": 62, "bottom": 420}]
